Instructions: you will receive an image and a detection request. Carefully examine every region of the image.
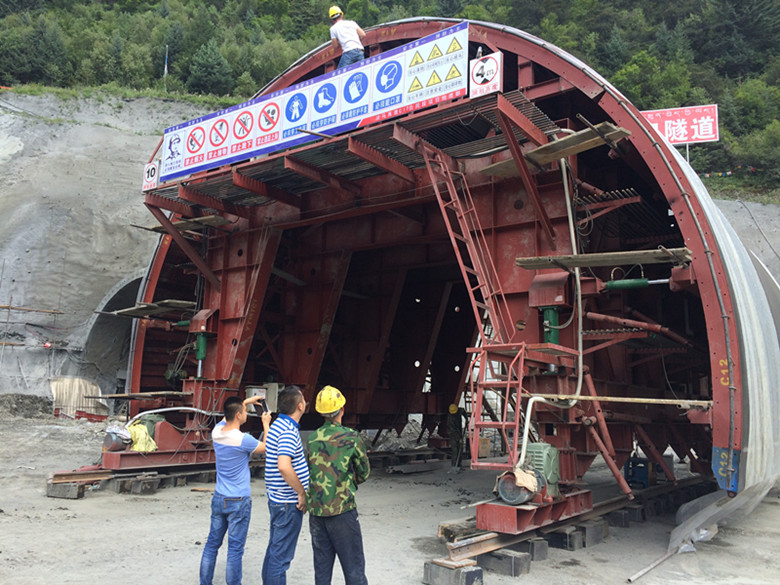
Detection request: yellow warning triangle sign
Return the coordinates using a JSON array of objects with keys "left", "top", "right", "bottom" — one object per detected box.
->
[
  {"left": 426, "top": 70, "right": 442, "bottom": 87},
  {"left": 445, "top": 64, "right": 462, "bottom": 81},
  {"left": 409, "top": 51, "right": 424, "bottom": 67},
  {"left": 408, "top": 76, "right": 423, "bottom": 92},
  {"left": 428, "top": 44, "right": 443, "bottom": 60},
  {"left": 447, "top": 37, "right": 463, "bottom": 54}
]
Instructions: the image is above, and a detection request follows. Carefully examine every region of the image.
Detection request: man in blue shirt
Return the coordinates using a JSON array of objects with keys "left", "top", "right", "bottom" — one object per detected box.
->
[
  {"left": 200, "top": 395, "right": 272, "bottom": 585},
  {"left": 262, "top": 385, "right": 310, "bottom": 585}
]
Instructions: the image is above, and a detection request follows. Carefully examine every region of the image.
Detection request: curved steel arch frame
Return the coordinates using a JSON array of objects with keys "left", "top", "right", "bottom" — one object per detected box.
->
[{"left": 126, "top": 19, "right": 780, "bottom": 502}]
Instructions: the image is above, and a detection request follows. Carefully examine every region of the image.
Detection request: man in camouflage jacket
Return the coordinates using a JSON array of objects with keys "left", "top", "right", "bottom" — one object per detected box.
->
[{"left": 306, "top": 385, "right": 370, "bottom": 585}]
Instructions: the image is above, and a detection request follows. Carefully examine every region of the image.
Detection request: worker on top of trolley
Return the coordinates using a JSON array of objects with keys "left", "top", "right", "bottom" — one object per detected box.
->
[{"left": 329, "top": 5, "right": 366, "bottom": 69}]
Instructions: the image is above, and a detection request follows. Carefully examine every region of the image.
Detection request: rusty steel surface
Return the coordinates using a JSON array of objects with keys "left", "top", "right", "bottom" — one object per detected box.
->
[
  {"left": 476, "top": 489, "right": 594, "bottom": 534},
  {"left": 114, "top": 18, "right": 780, "bottom": 524}
]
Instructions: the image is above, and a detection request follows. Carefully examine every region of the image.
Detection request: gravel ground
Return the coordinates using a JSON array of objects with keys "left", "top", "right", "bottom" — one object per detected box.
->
[{"left": 0, "top": 415, "right": 778, "bottom": 585}]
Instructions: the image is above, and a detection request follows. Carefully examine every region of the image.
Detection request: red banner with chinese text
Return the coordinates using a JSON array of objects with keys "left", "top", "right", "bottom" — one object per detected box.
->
[{"left": 641, "top": 104, "right": 719, "bottom": 145}]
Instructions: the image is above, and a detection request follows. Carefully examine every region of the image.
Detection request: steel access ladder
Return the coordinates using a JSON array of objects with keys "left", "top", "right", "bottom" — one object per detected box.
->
[{"left": 420, "top": 148, "right": 526, "bottom": 470}]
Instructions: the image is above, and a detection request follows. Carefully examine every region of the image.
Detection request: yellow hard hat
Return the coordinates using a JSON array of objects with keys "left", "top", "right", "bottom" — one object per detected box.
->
[
  {"left": 316, "top": 385, "right": 346, "bottom": 414},
  {"left": 449, "top": 404, "right": 458, "bottom": 414},
  {"left": 328, "top": 5, "right": 342, "bottom": 19}
]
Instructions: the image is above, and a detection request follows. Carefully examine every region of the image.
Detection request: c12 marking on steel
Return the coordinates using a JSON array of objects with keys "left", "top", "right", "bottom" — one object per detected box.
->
[
  {"left": 233, "top": 111, "right": 254, "bottom": 139},
  {"left": 186, "top": 126, "right": 205, "bottom": 153},
  {"left": 209, "top": 118, "right": 229, "bottom": 147},
  {"left": 471, "top": 55, "right": 498, "bottom": 85},
  {"left": 259, "top": 102, "right": 280, "bottom": 132}
]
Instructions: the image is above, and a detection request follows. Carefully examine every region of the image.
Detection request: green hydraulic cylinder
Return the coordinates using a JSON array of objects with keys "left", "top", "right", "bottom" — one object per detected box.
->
[
  {"left": 542, "top": 307, "right": 559, "bottom": 345},
  {"left": 195, "top": 333, "right": 208, "bottom": 378},
  {"left": 195, "top": 333, "right": 208, "bottom": 361},
  {"left": 604, "top": 278, "right": 649, "bottom": 291}
]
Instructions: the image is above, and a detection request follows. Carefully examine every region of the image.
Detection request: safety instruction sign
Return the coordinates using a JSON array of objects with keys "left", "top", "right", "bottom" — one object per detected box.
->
[
  {"left": 158, "top": 22, "right": 469, "bottom": 183},
  {"left": 469, "top": 52, "right": 502, "bottom": 99},
  {"left": 142, "top": 161, "right": 159, "bottom": 191}
]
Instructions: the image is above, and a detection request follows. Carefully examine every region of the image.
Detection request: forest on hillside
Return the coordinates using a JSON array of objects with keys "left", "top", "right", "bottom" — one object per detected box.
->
[{"left": 1, "top": 0, "right": 780, "bottom": 177}]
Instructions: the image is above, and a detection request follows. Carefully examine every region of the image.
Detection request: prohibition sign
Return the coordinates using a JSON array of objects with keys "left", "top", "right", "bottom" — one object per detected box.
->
[
  {"left": 233, "top": 111, "right": 254, "bottom": 139},
  {"left": 471, "top": 55, "right": 498, "bottom": 85},
  {"left": 209, "top": 118, "right": 229, "bottom": 147},
  {"left": 259, "top": 102, "right": 280, "bottom": 132},
  {"left": 186, "top": 126, "right": 205, "bottom": 154}
]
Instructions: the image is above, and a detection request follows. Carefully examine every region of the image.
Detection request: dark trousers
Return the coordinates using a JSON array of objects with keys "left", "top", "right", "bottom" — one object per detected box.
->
[
  {"left": 309, "top": 509, "right": 368, "bottom": 585},
  {"left": 262, "top": 501, "right": 304, "bottom": 585}
]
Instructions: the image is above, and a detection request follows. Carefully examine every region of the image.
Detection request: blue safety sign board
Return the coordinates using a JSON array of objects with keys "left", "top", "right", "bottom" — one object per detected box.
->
[{"left": 159, "top": 22, "right": 469, "bottom": 183}]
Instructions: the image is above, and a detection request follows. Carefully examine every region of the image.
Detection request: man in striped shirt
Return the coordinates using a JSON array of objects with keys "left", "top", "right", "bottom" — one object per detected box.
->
[{"left": 262, "top": 385, "right": 310, "bottom": 585}]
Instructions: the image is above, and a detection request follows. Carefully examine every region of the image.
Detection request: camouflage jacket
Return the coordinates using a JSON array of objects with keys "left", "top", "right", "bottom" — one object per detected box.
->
[{"left": 306, "top": 420, "right": 370, "bottom": 517}]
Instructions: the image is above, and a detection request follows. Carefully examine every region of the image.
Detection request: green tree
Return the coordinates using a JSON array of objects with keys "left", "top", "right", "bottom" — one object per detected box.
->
[
  {"left": 31, "top": 14, "right": 71, "bottom": 85},
  {"left": 234, "top": 70, "right": 256, "bottom": 98},
  {"left": 538, "top": 13, "right": 583, "bottom": 54},
  {"left": 0, "top": 0, "right": 46, "bottom": 17},
  {"left": 598, "top": 25, "right": 629, "bottom": 76},
  {"left": 653, "top": 22, "right": 693, "bottom": 65},
  {"left": 0, "top": 15, "right": 33, "bottom": 85},
  {"left": 733, "top": 78, "right": 780, "bottom": 134},
  {"left": 733, "top": 120, "right": 780, "bottom": 172},
  {"left": 187, "top": 38, "right": 233, "bottom": 95},
  {"left": 684, "top": 0, "right": 780, "bottom": 79},
  {"left": 122, "top": 42, "right": 153, "bottom": 88},
  {"left": 438, "top": 0, "right": 463, "bottom": 18},
  {"left": 611, "top": 50, "right": 690, "bottom": 110}
]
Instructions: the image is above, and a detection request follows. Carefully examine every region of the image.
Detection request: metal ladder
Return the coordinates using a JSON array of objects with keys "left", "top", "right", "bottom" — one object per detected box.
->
[
  {"left": 420, "top": 147, "right": 525, "bottom": 470},
  {"left": 420, "top": 148, "right": 515, "bottom": 345},
  {"left": 468, "top": 343, "right": 527, "bottom": 469}
]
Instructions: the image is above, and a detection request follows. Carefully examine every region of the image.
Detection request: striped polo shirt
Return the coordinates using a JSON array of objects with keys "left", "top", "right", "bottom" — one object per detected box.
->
[{"left": 264, "top": 413, "right": 310, "bottom": 503}]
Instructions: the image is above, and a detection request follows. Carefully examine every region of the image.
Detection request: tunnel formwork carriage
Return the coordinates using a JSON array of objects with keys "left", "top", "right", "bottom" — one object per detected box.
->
[{"left": 119, "top": 18, "right": 780, "bottom": 534}]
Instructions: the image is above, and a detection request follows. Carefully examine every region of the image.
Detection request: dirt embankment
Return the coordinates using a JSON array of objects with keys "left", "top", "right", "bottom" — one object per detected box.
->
[{"left": 0, "top": 91, "right": 208, "bottom": 399}]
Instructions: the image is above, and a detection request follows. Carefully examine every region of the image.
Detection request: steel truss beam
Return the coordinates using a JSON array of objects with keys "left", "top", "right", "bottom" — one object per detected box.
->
[
  {"left": 178, "top": 184, "right": 252, "bottom": 219},
  {"left": 144, "top": 191, "right": 201, "bottom": 218},
  {"left": 232, "top": 171, "right": 302, "bottom": 209},
  {"left": 145, "top": 203, "right": 222, "bottom": 293},
  {"left": 348, "top": 137, "right": 416, "bottom": 184},
  {"left": 284, "top": 156, "right": 362, "bottom": 199},
  {"left": 494, "top": 94, "right": 557, "bottom": 248}
]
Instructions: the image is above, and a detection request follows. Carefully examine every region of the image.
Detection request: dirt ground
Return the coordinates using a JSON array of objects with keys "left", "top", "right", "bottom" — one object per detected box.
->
[{"left": 1, "top": 415, "right": 778, "bottom": 585}]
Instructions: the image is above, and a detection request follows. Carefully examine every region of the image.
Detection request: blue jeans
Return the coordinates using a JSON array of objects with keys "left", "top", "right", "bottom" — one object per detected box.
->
[
  {"left": 309, "top": 509, "right": 368, "bottom": 585},
  {"left": 338, "top": 49, "right": 364, "bottom": 69},
  {"left": 200, "top": 493, "right": 252, "bottom": 585},
  {"left": 262, "top": 501, "right": 304, "bottom": 585}
]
